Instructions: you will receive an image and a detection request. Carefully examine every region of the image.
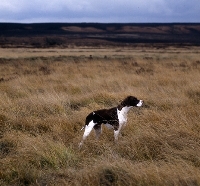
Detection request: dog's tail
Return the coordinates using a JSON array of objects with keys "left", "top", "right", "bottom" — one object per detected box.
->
[{"left": 80, "top": 126, "right": 85, "bottom": 131}]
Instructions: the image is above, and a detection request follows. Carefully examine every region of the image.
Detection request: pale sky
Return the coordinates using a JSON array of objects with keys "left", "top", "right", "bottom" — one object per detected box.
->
[{"left": 0, "top": 0, "right": 199, "bottom": 23}]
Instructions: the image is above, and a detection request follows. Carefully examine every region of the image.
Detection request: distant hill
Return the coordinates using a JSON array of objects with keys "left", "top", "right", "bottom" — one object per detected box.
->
[{"left": 0, "top": 23, "right": 200, "bottom": 48}]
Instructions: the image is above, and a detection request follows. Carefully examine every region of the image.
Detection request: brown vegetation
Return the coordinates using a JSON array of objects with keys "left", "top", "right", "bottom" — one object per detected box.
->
[{"left": 0, "top": 47, "right": 200, "bottom": 185}]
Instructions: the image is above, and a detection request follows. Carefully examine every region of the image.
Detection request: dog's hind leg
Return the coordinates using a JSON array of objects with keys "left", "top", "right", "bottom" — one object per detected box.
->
[
  {"left": 79, "top": 120, "right": 95, "bottom": 148},
  {"left": 94, "top": 124, "right": 102, "bottom": 140}
]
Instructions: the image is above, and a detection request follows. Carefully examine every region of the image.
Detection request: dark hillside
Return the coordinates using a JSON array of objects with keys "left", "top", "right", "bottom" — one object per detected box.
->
[{"left": 0, "top": 23, "right": 200, "bottom": 47}]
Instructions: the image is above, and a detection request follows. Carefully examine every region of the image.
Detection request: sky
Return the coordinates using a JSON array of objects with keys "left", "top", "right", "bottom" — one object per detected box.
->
[{"left": 0, "top": 0, "right": 200, "bottom": 23}]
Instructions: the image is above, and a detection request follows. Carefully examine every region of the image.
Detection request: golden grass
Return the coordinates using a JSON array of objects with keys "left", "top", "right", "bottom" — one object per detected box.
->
[{"left": 0, "top": 47, "right": 200, "bottom": 185}]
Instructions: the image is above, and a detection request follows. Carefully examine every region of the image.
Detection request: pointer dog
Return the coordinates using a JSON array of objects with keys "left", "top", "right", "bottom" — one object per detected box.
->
[{"left": 79, "top": 96, "right": 143, "bottom": 147}]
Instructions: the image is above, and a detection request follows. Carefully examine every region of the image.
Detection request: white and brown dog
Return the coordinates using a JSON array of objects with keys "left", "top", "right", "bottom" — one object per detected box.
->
[{"left": 79, "top": 96, "right": 143, "bottom": 147}]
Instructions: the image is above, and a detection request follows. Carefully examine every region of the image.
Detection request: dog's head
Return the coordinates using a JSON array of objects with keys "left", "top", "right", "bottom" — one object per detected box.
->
[{"left": 121, "top": 96, "right": 143, "bottom": 107}]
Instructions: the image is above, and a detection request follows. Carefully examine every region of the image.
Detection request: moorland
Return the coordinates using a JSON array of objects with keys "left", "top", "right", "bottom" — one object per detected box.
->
[{"left": 0, "top": 23, "right": 200, "bottom": 186}]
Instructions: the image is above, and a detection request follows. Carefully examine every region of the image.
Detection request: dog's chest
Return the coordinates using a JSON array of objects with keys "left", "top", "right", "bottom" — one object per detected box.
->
[{"left": 117, "top": 106, "right": 132, "bottom": 124}]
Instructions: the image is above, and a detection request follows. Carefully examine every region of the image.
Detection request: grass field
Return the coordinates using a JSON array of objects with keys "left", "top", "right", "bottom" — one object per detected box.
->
[{"left": 0, "top": 47, "right": 200, "bottom": 185}]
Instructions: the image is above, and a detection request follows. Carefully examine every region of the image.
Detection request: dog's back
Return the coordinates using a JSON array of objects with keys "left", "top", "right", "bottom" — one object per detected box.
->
[{"left": 86, "top": 108, "right": 118, "bottom": 125}]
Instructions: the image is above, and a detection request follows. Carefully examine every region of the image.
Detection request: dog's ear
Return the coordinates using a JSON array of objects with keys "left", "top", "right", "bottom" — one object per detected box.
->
[
  {"left": 117, "top": 104, "right": 123, "bottom": 110},
  {"left": 118, "top": 98, "right": 124, "bottom": 110},
  {"left": 120, "top": 99, "right": 127, "bottom": 107},
  {"left": 122, "top": 96, "right": 130, "bottom": 103}
]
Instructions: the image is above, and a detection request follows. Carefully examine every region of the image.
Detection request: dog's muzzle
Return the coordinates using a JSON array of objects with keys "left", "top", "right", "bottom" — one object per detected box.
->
[{"left": 137, "top": 100, "right": 143, "bottom": 107}]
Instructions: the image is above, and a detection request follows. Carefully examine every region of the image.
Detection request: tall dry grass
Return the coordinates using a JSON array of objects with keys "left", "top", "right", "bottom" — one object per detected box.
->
[{"left": 0, "top": 47, "right": 200, "bottom": 185}]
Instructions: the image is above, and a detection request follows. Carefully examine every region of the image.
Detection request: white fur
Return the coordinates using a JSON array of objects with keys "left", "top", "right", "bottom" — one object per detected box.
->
[
  {"left": 114, "top": 128, "right": 122, "bottom": 141},
  {"left": 79, "top": 120, "right": 96, "bottom": 148},
  {"left": 112, "top": 106, "right": 132, "bottom": 141},
  {"left": 137, "top": 100, "right": 143, "bottom": 107},
  {"left": 117, "top": 106, "right": 132, "bottom": 124}
]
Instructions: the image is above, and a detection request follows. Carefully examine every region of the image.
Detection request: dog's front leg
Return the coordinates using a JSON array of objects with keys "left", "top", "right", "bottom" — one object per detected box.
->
[
  {"left": 114, "top": 121, "right": 126, "bottom": 142},
  {"left": 113, "top": 124, "right": 122, "bottom": 142},
  {"left": 114, "top": 129, "right": 120, "bottom": 142}
]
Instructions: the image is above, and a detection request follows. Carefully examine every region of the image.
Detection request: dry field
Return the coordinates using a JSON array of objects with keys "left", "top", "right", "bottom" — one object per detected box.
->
[{"left": 0, "top": 47, "right": 200, "bottom": 186}]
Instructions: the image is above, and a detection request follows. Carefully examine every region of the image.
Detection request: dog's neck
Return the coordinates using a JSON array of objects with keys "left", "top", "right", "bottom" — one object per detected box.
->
[
  {"left": 117, "top": 105, "right": 132, "bottom": 123},
  {"left": 117, "top": 105, "right": 133, "bottom": 114},
  {"left": 118, "top": 103, "right": 132, "bottom": 111}
]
